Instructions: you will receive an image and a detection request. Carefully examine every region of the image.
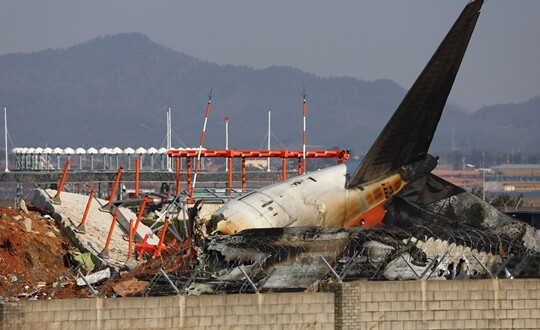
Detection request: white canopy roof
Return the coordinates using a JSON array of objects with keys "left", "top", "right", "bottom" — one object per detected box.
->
[
  {"left": 9, "top": 146, "right": 173, "bottom": 155},
  {"left": 110, "top": 147, "right": 122, "bottom": 154},
  {"left": 99, "top": 147, "right": 112, "bottom": 154},
  {"left": 124, "top": 147, "right": 135, "bottom": 154}
]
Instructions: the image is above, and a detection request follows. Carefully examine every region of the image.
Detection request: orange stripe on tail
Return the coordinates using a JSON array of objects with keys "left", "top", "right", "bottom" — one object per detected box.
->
[{"left": 345, "top": 201, "right": 387, "bottom": 228}]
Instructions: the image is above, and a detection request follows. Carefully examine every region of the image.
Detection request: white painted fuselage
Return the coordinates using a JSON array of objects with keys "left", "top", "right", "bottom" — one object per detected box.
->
[{"left": 213, "top": 161, "right": 406, "bottom": 235}]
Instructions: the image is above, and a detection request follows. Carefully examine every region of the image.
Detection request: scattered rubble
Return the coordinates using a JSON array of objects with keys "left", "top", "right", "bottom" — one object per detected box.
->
[
  {"left": 0, "top": 188, "right": 169, "bottom": 301},
  {"left": 2, "top": 180, "right": 540, "bottom": 301},
  {"left": 32, "top": 189, "right": 159, "bottom": 269}
]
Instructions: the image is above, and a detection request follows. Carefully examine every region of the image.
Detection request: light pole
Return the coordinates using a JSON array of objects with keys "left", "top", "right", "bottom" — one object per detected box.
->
[
  {"left": 4, "top": 106, "right": 9, "bottom": 172},
  {"left": 466, "top": 163, "right": 485, "bottom": 201}
]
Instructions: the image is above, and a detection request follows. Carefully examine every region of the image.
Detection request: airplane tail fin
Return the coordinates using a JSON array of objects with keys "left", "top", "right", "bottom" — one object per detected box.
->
[{"left": 347, "top": 0, "right": 483, "bottom": 189}]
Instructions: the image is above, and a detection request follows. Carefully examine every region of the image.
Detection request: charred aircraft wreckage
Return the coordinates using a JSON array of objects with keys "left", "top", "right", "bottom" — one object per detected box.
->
[{"left": 148, "top": 0, "right": 540, "bottom": 295}]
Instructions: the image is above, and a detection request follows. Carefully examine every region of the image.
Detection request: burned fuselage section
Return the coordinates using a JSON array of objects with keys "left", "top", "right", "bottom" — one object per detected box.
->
[
  {"left": 187, "top": 185, "right": 540, "bottom": 294},
  {"left": 179, "top": 173, "right": 539, "bottom": 294}
]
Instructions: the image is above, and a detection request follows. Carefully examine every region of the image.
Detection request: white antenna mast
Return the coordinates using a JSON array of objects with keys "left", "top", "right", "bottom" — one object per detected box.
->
[
  {"left": 4, "top": 106, "right": 9, "bottom": 172},
  {"left": 267, "top": 109, "right": 271, "bottom": 172},
  {"left": 166, "top": 107, "right": 172, "bottom": 171}
]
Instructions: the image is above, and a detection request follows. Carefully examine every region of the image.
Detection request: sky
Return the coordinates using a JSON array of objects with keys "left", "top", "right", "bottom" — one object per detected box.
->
[{"left": 1, "top": 0, "right": 539, "bottom": 110}]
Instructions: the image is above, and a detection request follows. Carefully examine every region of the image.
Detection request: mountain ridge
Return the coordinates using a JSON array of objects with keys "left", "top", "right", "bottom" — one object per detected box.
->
[{"left": 0, "top": 33, "right": 538, "bottom": 158}]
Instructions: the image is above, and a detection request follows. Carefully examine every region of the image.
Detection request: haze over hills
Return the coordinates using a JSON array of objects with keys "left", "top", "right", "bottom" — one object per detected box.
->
[{"left": 0, "top": 33, "right": 539, "bottom": 159}]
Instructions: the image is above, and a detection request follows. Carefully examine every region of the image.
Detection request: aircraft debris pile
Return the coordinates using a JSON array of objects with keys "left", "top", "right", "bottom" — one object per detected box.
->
[
  {"left": 3, "top": 0, "right": 540, "bottom": 300},
  {"left": 136, "top": 173, "right": 540, "bottom": 296},
  {"left": 138, "top": 204, "right": 540, "bottom": 296}
]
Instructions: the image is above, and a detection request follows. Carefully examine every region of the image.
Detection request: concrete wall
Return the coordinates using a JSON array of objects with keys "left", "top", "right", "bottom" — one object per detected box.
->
[
  {"left": 326, "top": 279, "right": 540, "bottom": 330},
  {"left": 0, "top": 292, "right": 334, "bottom": 330},
  {"left": 3, "top": 279, "right": 540, "bottom": 330}
]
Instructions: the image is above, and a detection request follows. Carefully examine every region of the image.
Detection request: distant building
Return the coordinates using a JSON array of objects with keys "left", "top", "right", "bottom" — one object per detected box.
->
[
  {"left": 492, "top": 164, "right": 540, "bottom": 176},
  {"left": 245, "top": 159, "right": 268, "bottom": 170},
  {"left": 435, "top": 164, "right": 540, "bottom": 193}
]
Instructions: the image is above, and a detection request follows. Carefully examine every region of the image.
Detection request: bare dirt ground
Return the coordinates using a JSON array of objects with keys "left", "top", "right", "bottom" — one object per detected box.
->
[
  {"left": 0, "top": 206, "right": 86, "bottom": 300},
  {"left": 0, "top": 205, "right": 193, "bottom": 300}
]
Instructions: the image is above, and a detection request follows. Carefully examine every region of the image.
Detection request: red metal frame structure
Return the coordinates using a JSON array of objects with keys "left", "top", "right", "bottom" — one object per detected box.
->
[
  {"left": 133, "top": 195, "right": 149, "bottom": 235},
  {"left": 128, "top": 219, "right": 134, "bottom": 260},
  {"left": 75, "top": 188, "right": 95, "bottom": 233},
  {"left": 168, "top": 149, "right": 350, "bottom": 197},
  {"left": 99, "top": 208, "right": 119, "bottom": 259},
  {"left": 51, "top": 159, "right": 71, "bottom": 204},
  {"left": 175, "top": 157, "right": 181, "bottom": 195},
  {"left": 107, "top": 166, "right": 123, "bottom": 207}
]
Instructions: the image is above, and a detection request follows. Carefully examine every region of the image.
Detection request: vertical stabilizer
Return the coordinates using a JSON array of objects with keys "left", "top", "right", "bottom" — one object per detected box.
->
[{"left": 347, "top": 0, "right": 483, "bottom": 188}]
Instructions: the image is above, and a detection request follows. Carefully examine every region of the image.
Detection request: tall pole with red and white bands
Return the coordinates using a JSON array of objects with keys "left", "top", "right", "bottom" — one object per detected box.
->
[
  {"left": 302, "top": 88, "right": 307, "bottom": 174},
  {"left": 190, "top": 89, "right": 212, "bottom": 201},
  {"left": 224, "top": 116, "right": 229, "bottom": 171},
  {"left": 267, "top": 109, "right": 271, "bottom": 172},
  {"left": 166, "top": 107, "right": 172, "bottom": 171}
]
